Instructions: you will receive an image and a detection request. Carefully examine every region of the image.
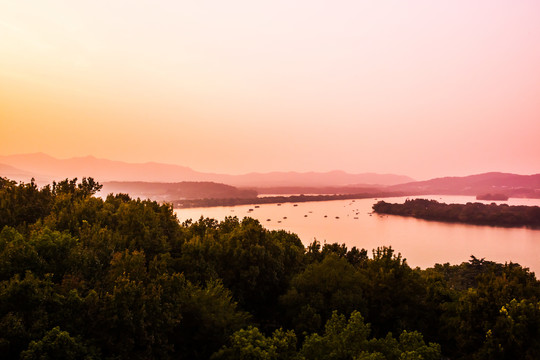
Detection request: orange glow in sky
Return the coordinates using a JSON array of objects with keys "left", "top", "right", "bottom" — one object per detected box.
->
[{"left": 1, "top": 1, "right": 539, "bottom": 179}]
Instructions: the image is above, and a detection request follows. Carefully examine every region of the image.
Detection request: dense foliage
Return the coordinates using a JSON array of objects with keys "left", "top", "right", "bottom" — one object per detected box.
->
[
  {"left": 1, "top": 178, "right": 539, "bottom": 359},
  {"left": 373, "top": 198, "right": 540, "bottom": 228}
]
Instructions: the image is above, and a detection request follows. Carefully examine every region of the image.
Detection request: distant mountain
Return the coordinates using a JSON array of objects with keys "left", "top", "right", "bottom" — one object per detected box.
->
[
  {"left": 101, "top": 181, "right": 257, "bottom": 202},
  {"left": 0, "top": 153, "right": 413, "bottom": 188},
  {"left": 0, "top": 163, "right": 40, "bottom": 182},
  {"left": 0, "top": 153, "right": 204, "bottom": 184},
  {"left": 389, "top": 172, "right": 540, "bottom": 198},
  {"left": 226, "top": 171, "right": 413, "bottom": 187},
  {"left": 3, "top": 154, "right": 538, "bottom": 199},
  {"left": 254, "top": 186, "right": 386, "bottom": 195}
]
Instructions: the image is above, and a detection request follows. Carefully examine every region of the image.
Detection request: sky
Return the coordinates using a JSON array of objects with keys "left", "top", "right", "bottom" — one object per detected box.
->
[{"left": 1, "top": 0, "right": 539, "bottom": 180}]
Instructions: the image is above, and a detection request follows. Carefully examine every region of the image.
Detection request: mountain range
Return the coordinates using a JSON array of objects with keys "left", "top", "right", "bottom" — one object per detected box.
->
[
  {"left": 1, "top": 153, "right": 538, "bottom": 200},
  {"left": 0, "top": 153, "right": 414, "bottom": 187},
  {"left": 100, "top": 181, "right": 257, "bottom": 201},
  {"left": 389, "top": 172, "right": 540, "bottom": 198}
]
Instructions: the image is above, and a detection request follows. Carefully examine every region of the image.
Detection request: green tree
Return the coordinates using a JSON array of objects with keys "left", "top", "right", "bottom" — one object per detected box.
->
[
  {"left": 362, "top": 247, "right": 427, "bottom": 337},
  {"left": 0, "top": 178, "right": 53, "bottom": 229},
  {"left": 20, "top": 326, "right": 97, "bottom": 360},
  {"left": 179, "top": 217, "right": 305, "bottom": 327},
  {"left": 0, "top": 227, "right": 42, "bottom": 280},
  {"left": 211, "top": 326, "right": 297, "bottom": 360},
  {"left": 280, "top": 254, "right": 367, "bottom": 334},
  {"left": 447, "top": 262, "right": 540, "bottom": 357},
  {"left": 299, "top": 311, "right": 440, "bottom": 360},
  {"left": 479, "top": 299, "right": 540, "bottom": 359},
  {"left": 300, "top": 311, "right": 371, "bottom": 360},
  {"left": 0, "top": 272, "right": 57, "bottom": 358}
]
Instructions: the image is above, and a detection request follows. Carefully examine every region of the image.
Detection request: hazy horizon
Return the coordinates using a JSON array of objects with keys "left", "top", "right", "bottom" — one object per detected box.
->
[
  {"left": 2, "top": 1, "right": 539, "bottom": 179},
  {"left": 3, "top": 151, "right": 540, "bottom": 183}
]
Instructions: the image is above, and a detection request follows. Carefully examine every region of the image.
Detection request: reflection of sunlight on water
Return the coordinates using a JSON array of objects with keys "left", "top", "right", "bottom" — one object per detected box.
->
[{"left": 175, "top": 195, "right": 540, "bottom": 273}]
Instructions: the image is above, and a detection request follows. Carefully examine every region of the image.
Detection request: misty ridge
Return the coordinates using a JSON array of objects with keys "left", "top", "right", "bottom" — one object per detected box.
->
[
  {"left": 0, "top": 153, "right": 413, "bottom": 187},
  {"left": 1, "top": 153, "right": 539, "bottom": 205},
  {"left": 100, "top": 181, "right": 257, "bottom": 202}
]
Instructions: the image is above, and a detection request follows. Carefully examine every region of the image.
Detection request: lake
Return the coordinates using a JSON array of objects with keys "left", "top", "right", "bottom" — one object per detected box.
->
[{"left": 174, "top": 195, "right": 540, "bottom": 274}]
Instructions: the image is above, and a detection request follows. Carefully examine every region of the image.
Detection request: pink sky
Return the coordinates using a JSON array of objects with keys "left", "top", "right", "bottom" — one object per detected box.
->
[{"left": 1, "top": 0, "right": 539, "bottom": 180}]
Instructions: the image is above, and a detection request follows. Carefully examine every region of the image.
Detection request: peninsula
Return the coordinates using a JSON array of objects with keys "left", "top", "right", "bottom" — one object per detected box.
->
[{"left": 372, "top": 199, "right": 540, "bottom": 228}]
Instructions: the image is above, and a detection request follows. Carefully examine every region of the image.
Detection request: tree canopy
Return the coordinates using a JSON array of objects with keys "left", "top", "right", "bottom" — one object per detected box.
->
[{"left": 0, "top": 177, "right": 539, "bottom": 359}]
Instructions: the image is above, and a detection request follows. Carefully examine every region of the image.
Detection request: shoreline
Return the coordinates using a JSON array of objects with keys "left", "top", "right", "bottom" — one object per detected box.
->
[
  {"left": 172, "top": 192, "right": 406, "bottom": 209},
  {"left": 372, "top": 199, "right": 540, "bottom": 230}
]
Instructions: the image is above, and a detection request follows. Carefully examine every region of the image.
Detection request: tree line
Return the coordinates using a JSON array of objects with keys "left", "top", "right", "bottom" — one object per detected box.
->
[
  {"left": 0, "top": 177, "right": 539, "bottom": 359},
  {"left": 373, "top": 198, "right": 540, "bottom": 228},
  {"left": 174, "top": 192, "right": 404, "bottom": 208}
]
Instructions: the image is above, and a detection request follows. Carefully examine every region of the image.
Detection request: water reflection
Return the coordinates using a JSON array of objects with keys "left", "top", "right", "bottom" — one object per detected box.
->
[{"left": 175, "top": 195, "right": 540, "bottom": 273}]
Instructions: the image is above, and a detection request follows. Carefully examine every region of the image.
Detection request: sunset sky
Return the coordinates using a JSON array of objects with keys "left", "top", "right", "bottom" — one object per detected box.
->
[{"left": 1, "top": 0, "right": 539, "bottom": 180}]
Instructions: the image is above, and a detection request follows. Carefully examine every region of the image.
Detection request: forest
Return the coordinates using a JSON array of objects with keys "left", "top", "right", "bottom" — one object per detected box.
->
[
  {"left": 372, "top": 199, "right": 540, "bottom": 228},
  {"left": 0, "top": 177, "right": 539, "bottom": 359}
]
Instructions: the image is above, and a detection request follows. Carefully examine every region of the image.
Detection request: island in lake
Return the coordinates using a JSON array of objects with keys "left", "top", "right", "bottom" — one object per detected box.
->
[
  {"left": 372, "top": 198, "right": 540, "bottom": 228},
  {"left": 476, "top": 193, "right": 509, "bottom": 201}
]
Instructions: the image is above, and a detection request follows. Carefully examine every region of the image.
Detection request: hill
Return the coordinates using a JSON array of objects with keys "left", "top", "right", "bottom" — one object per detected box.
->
[
  {"left": 0, "top": 153, "right": 413, "bottom": 188},
  {"left": 0, "top": 153, "right": 204, "bottom": 184},
  {"left": 0, "top": 163, "right": 38, "bottom": 182},
  {"left": 100, "top": 181, "right": 257, "bottom": 202},
  {"left": 390, "top": 172, "right": 540, "bottom": 198},
  {"left": 228, "top": 170, "right": 412, "bottom": 187}
]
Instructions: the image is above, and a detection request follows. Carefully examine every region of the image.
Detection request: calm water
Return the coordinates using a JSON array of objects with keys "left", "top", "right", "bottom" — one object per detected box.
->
[{"left": 174, "top": 195, "right": 540, "bottom": 274}]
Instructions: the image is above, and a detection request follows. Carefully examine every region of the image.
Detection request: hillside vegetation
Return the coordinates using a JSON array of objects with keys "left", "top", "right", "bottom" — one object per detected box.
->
[
  {"left": 373, "top": 199, "right": 540, "bottom": 228},
  {"left": 0, "top": 177, "right": 539, "bottom": 359},
  {"left": 101, "top": 181, "right": 257, "bottom": 202}
]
